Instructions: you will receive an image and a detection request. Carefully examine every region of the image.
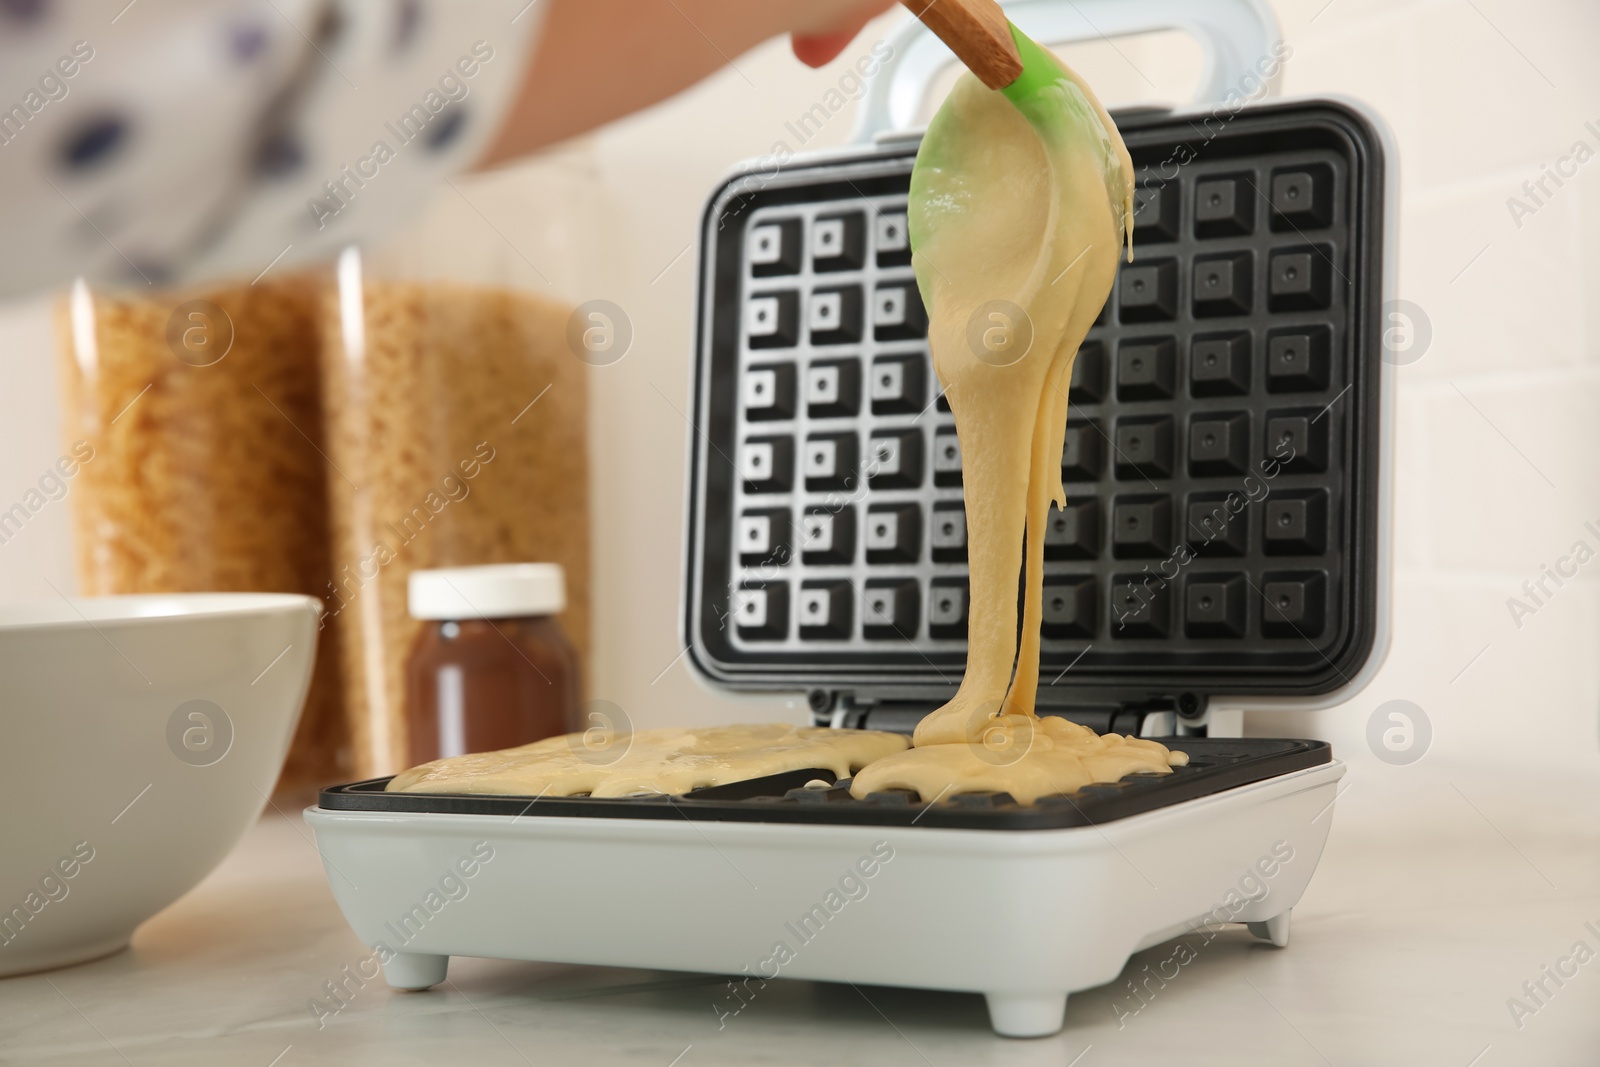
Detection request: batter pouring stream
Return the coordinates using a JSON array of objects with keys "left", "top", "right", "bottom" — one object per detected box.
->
[{"left": 851, "top": 41, "right": 1187, "bottom": 802}]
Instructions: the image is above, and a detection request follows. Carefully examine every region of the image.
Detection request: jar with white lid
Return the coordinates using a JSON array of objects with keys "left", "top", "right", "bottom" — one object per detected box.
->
[{"left": 405, "top": 563, "right": 580, "bottom": 766}]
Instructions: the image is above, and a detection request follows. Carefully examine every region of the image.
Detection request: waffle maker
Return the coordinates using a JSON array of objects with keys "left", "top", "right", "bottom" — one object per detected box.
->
[{"left": 307, "top": 0, "right": 1395, "bottom": 1038}]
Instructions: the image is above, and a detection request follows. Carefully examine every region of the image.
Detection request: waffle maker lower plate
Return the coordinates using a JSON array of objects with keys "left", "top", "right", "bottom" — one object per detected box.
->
[{"left": 306, "top": 740, "right": 1342, "bottom": 1037}]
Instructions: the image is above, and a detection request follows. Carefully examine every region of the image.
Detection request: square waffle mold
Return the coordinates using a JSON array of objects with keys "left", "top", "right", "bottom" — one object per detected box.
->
[{"left": 684, "top": 100, "right": 1388, "bottom": 724}]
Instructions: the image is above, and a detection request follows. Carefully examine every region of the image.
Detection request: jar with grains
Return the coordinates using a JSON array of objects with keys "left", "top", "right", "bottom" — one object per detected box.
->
[
  {"left": 55, "top": 274, "right": 349, "bottom": 794},
  {"left": 320, "top": 247, "right": 590, "bottom": 778}
]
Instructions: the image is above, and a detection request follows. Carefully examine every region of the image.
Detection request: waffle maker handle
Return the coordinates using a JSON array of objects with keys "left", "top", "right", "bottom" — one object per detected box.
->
[{"left": 849, "top": 0, "right": 1284, "bottom": 143}]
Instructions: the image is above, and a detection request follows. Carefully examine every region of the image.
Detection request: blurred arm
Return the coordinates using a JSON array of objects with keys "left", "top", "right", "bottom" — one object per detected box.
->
[{"left": 478, "top": 0, "right": 893, "bottom": 166}]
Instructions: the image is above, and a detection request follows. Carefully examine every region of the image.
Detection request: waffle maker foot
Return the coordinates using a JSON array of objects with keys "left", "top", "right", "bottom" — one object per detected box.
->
[
  {"left": 984, "top": 991, "right": 1069, "bottom": 1038},
  {"left": 384, "top": 951, "right": 449, "bottom": 991},
  {"left": 1246, "top": 908, "right": 1292, "bottom": 947}
]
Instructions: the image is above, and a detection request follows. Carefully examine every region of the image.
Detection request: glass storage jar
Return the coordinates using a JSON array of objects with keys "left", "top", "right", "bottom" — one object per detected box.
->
[
  {"left": 56, "top": 272, "right": 349, "bottom": 793},
  {"left": 319, "top": 246, "right": 591, "bottom": 777}
]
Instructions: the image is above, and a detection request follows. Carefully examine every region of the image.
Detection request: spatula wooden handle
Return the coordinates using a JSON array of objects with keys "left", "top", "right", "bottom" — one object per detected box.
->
[{"left": 899, "top": 0, "right": 1024, "bottom": 90}]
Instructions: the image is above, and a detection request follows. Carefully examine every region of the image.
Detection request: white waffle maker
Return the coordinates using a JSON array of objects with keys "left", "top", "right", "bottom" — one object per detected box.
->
[{"left": 307, "top": 0, "right": 1396, "bottom": 1038}]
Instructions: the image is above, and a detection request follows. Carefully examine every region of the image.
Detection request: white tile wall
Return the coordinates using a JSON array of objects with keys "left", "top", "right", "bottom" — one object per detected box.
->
[{"left": 1, "top": 0, "right": 1595, "bottom": 780}]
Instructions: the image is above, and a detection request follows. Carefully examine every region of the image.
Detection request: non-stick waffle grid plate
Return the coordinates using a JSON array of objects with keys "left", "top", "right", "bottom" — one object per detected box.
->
[
  {"left": 683, "top": 100, "right": 1385, "bottom": 706},
  {"left": 320, "top": 738, "right": 1330, "bottom": 831}
]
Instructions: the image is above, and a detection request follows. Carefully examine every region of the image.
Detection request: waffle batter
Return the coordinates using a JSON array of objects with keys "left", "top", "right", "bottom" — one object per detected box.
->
[
  {"left": 387, "top": 723, "right": 908, "bottom": 797},
  {"left": 851, "top": 48, "right": 1186, "bottom": 802},
  {"left": 850, "top": 713, "right": 1181, "bottom": 804}
]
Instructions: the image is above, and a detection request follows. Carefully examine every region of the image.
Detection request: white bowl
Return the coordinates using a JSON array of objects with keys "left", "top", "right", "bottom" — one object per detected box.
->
[{"left": 0, "top": 593, "right": 319, "bottom": 977}]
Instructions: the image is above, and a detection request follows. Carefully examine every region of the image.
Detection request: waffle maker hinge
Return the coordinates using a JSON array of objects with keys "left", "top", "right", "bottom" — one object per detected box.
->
[{"left": 812, "top": 690, "right": 1239, "bottom": 738}]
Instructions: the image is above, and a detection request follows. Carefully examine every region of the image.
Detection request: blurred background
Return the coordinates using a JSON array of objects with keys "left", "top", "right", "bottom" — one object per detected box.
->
[{"left": 1, "top": 0, "right": 1596, "bottom": 792}]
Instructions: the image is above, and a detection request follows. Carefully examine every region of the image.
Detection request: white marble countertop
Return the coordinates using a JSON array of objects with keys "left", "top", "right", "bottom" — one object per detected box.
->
[{"left": 4, "top": 761, "right": 1598, "bottom": 1067}]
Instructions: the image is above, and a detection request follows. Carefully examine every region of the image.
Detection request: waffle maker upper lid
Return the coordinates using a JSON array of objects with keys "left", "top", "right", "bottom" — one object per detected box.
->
[{"left": 680, "top": 0, "right": 1394, "bottom": 724}]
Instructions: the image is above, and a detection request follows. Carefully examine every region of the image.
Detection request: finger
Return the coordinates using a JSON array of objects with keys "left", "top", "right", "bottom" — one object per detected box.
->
[
  {"left": 791, "top": 0, "right": 894, "bottom": 68},
  {"left": 791, "top": 30, "right": 859, "bottom": 67}
]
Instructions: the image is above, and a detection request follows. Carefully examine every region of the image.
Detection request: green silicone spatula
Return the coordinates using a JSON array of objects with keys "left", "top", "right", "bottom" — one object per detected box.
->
[
  {"left": 898, "top": 0, "right": 1065, "bottom": 104},
  {"left": 900, "top": 0, "right": 1132, "bottom": 254}
]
